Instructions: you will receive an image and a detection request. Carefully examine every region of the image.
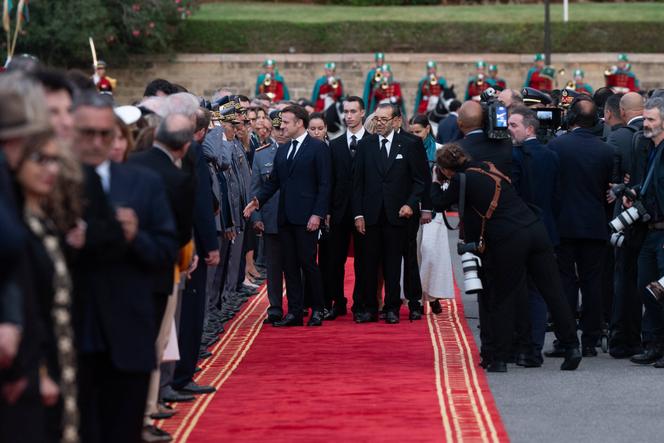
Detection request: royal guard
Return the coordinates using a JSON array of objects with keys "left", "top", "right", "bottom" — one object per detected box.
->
[
  {"left": 363, "top": 52, "right": 385, "bottom": 109},
  {"left": 255, "top": 59, "right": 290, "bottom": 102},
  {"left": 413, "top": 60, "right": 448, "bottom": 115},
  {"left": 464, "top": 60, "right": 491, "bottom": 101},
  {"left": 569, "top": 69, "right": 593, "bottom": 95},
  {"left": 488, "top": 64, "right": 507, "bottom": 91},
  {"left": 369, "top": 64, "right": 404, "bottom": 116},
  {"left": 92, "top": 61, "right": 117, "bottom": 94},
  {"left": 605, "top": 53, "right": 640, "bottom": 93},
  {"left": 524, "top": 53, "right": 554, "bottom": 91},
  {"left": 311, "top": 62, "right": 343, "bottom": 112}
]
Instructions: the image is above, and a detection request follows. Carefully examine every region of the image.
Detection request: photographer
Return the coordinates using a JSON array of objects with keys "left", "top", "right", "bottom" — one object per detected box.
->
[
  {"left": 457, "top": 100, "right": 513, "bottom": 178},
  {"left": 430, "top": 143, "right": 581, "bottom": 373},
  {"left": 626, "top": 97, "right": 664, "bottom": 367}
]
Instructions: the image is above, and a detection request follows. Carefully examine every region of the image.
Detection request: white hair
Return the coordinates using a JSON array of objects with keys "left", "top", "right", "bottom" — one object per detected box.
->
[{"left": 166, "top": 92, "right": 199, "bottom": 118}]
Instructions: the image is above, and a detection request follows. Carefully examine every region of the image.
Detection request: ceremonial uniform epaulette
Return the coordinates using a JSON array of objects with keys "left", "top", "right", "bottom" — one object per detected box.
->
[{"left": 255, "top": 143, "right": 272, "bottom": 152}]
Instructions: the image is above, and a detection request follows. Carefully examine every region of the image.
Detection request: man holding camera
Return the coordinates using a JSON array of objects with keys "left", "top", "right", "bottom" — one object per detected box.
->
[
  {"left": 546, "top": 97, "right": 613, "bottom": 357},
  {"left": 627, "top": 97, "right": 664, "bottom": 367}
]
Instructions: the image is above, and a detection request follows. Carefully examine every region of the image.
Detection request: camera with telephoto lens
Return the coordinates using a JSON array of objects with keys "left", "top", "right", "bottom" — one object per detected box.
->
[
  {"left": 480, "top": 88, "right": 510, "bottom": 140},
  {"left": 646, "top": 276, "right": 664, "bottom": 306},
  {"left": 457, "top": 242, "right": 483, "bottom": 294},
  {"left": 608, "top": 184, "right": 650, "bottom": 233},
  {"left": 610, "top": 232, "right": 625, "bottom": 248}
]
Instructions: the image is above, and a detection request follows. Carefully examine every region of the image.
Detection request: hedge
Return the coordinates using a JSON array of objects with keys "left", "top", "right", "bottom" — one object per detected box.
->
[{"left": 176, "top": 20, "right": 662, "bottom": 53}]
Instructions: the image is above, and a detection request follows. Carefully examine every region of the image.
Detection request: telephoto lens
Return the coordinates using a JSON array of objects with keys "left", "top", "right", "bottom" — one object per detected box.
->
[
  {"left": 610, "top": 232, "right": 625, "bottom": 248},
  {"left": 646, "top": 277, "right": 664, "bottom": 305},
  {"left": 460, "top": 252, "right": 483, "bottom": 294},
  {"left": 609, "top": 206, "right": 640, "bottom": 232}
]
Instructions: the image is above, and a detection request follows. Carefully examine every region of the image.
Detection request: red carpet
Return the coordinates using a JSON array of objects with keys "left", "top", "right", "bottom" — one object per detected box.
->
[{"left": 157, "top": 259, "right": 509, "bottom": 442}]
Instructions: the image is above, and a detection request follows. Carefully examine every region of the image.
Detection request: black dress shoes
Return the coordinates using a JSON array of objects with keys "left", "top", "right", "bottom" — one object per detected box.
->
[
  {"left": 487, "top": 361, "right": 507, "bottom": 372},
  {"left": 630, "top": 347, "right": 663, "bottom": 365},
  {"left": 654, "top": 356, "right": 664, "bottom": 368},
  {"left": 609, "top": 345, "right": 642, "bottom": 359},
  {"left": 263, "top": 314, "right": 282, "bottom": 325},
  {"left": 161, "top": 387, "right": 195, "bottom": 403},
  {"left": 355, "top": 312, "right": 378, "bottom": 323},
  {"left": 560, "top": 348, "right": 582, "bottom": 371},
  {"left": 149, "top": 410, "right": 176, "bottom": 420},
  {"left": 307, "top": 311, "right": 324, "bottom": 327},
  {"left": 385, "top": 311, "right": 400, "bottom": 324},
  {"left": 409, "top": 308, "right": 423, "bottom": 321},
  {"left": 582, "top": 346, "right": 598, "bottom": 357},
  {"left": 323, "top": 308, "right": 337, "bottom": 321},
  {"left": 142, "top": 425, "right": 172, "bottom": 442},
  {"left": 198, "top": 350, "right": 212, "bottom": 360},
  {"left": 273, "top": 313, "right": 303, "bottom": 327},
  {"left": 177, "top": 381, "right": 216, "bottom": 395},
  {"left": 516, "top": 353, "right": 542, "bottom": 368},
  {"left": 430, "top": 300, "right": 443, "bottom": 314}
]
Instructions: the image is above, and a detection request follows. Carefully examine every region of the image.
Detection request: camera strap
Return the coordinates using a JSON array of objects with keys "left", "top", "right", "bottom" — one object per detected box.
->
[
  {"left": 465, "top": 162, "right": 511, "bottom": 253},
  {"left": 641, "top": 145, "right": 663, "bottom": 196},
  {"left": 442, "top": 172, "right": 466, "bottom": 232}
]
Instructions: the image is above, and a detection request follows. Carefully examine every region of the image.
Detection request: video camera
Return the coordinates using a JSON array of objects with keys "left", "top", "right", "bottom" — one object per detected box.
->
[
  {"left": 522, "top": 87, "right": 563, "bottom": 142},
  {"left": 479, "top": 88, "right": 510, "bottom": 140}
]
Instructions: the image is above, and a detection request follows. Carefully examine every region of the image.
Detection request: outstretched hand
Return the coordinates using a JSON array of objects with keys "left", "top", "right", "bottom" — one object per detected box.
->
[{"left": 243, "top": 197, "right": 259, "bottom": 219}]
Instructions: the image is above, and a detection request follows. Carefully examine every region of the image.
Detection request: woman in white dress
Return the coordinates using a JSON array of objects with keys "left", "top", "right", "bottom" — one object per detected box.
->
[{"left": 409, "top": 116, "right": 455, "bottom": 313}]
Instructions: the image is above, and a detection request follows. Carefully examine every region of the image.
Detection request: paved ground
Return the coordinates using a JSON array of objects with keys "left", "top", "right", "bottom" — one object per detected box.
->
[{"left": 446, "top": 221, "right": 664, "bottom": 443}]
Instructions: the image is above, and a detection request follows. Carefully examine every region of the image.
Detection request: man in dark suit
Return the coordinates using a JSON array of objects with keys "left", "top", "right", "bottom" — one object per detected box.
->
[
  {"left": 509, "top": 105, "right": 562, "bottom": 363},
  {"left": 457, "top": 100, "right": 513, "bottom": 178},
  {"left": 244, "top": 105, "right": 331, "bottom": 327},
  {"left": 352, "top": 103, "right": 426, "bottom": 324},
  {"left": 393, "top": 107, "right": 433, "bottom": 320},
  {"left": 436, "top": 99, "right": 463, "bottom": 145},
  {"left": 325, "top": 96, "right": 368, "bottom": 320},
  {"left": 71, "top": 92, "right": 178, "bottom": 443},
  {"left": 606, "top": 92, "right": 645, "bottom": 358},
  {"left": 546, "top": 97, "right": 613, "bottom": 357}
]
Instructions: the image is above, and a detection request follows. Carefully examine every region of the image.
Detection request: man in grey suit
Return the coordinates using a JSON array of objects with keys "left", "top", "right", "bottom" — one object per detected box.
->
[{"left": 251, "top": 113, "right": 284, "bottom": 324}]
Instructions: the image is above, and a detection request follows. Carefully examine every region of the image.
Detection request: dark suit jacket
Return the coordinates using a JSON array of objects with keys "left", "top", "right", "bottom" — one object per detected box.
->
[
  {"left": 352, "top": 132, "right": 426, "bottom": 226},
  {"left": 436, "top": 113, "right": 462, "bottom": 144},
  {"left": 256, "top": 134, "right": 331, "bottom": 226},
  {"left": 607, "top": 117, "right": 644, "bottom": 183},
  {"left": 547, "top": 128, "right": 613, "bottom": 240},
  {"left": 512, "top": 139, "right": 561, "bottom": 245},
  {"left": 75, "top": 163, "right": 178, "bottom": 372},
  {"left": 459, "top": 131, "right": 513, "bottom": 178},
  {"left": 329, "top": 131, "right": 367, "bottom": 225},
  {"left": 129, "top": 147, "right": 195, "bottom": 294}
]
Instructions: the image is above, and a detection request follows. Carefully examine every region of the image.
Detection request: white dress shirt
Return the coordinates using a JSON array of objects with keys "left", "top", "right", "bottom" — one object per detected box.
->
[
  {"left": 286, "top": 132, "right": 308, "bottom": 160},
  {"left": 379, "top": 130, "right": 395, "bottom": 157},
  {"left": 95, "top": 160, "right": 111, "bottom": 194},
  {"left": 346, "top": 126, "right": 366, "bottom": 149}
]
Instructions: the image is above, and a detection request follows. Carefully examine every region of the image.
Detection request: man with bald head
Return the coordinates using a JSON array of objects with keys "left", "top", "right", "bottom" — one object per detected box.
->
[
  {"left": 457, "top": 100, "right": 513, "bottom": 177},
  {"left": 606, "top": 92, "right": 645, "bottom": 359},
  {"left": 546, "top": 96, "right": 614, "bottom": 358}
]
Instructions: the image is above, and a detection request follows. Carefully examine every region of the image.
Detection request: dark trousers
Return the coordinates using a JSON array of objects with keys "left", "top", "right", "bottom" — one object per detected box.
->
[
  {"left": 172, "top": 262, "right": 208, "bottom": 389},
  {"left": 324, "top": 219, "right": 364, "bottom": 310},
  {"left": 264, "top": 233, "right": 284, "bottom": 317},
  {"left": 402, "top": 216, "right": 423, "bottom": 311},
  {"left": 637, "top": 230, "right": 664, "bottom": 345},
  {"left": 488, "top": 222, "right": 578, "bottom": 361},
  {"left": 611, "top": 228, "right": 645, "bottom": 349},
  {"left": 78, "top": 353, "right": 150, "bottom": 443},
  {"left": 556, "top": 238, "right": 607, "bottom": 347},
  {"left": 363, "top": 214, "right": 407, "bottom": 314},
  {"left": 0, "top": 369, "right": 44, "bottom": 443},
  {"left": 279, "top": 223, "right": 324, "bottom": 315}
]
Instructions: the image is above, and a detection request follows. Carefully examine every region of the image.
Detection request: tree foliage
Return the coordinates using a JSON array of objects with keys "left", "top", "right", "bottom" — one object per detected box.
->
[{"left": 9, "top": 0, "right": 197, "bottom": 67}]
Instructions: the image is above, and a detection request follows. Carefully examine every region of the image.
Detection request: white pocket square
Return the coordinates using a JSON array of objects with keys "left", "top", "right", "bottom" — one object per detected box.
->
[{"left": 395, "top": 154, "right": 404, "bottom": 159}]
